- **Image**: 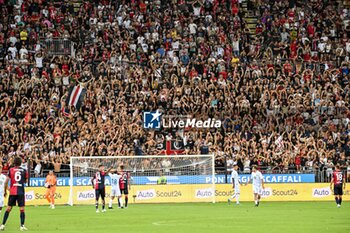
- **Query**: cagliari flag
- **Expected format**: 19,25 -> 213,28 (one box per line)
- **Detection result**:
65,85 -> 86,110
160,140 -> 185,155
275,135 -> 284,150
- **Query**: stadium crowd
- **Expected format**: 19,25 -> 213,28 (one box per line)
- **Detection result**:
0,0 -> 350,177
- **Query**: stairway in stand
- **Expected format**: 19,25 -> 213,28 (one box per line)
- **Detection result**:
52,0 -> 82,13
343,0 -> 350,7
241,1 -> 258,39
72,0 -> 83,13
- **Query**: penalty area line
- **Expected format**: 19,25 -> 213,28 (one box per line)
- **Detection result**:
152,220 -> 179,226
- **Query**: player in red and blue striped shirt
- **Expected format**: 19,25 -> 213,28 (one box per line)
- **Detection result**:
330,165 -> 346,208
91,165 -> 111,213
0,157 -> 28,231
119,165 -> 131,208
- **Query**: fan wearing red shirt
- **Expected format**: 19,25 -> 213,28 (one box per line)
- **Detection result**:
256,21 -> 263,35
303,52 -> 311,62
306,23 -> 315,37
189,67 -> 198,78
139,0 -> 147,13
0,157 -> 28,231
231,4 -> 239,15
1,162 -> 9,175
330,165 -> 346,208
283,61 -> 292,76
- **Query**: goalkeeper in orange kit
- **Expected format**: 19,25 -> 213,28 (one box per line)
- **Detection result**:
45,171 -> 57,209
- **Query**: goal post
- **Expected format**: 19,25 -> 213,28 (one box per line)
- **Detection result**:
68,155 -> 216,205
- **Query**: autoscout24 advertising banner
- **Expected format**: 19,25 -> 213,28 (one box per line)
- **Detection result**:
125,184 -> 350,203
11,184 -> 350,206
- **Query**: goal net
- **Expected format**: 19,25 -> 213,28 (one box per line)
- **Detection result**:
68,155 -> 216,205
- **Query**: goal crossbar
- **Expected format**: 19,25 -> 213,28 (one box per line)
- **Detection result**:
70,155 -> 215,159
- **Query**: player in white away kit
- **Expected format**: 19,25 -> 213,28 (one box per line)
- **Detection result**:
0,166 -> 6,213
228,163 -> 240,205
250,165 -> 264,207
108,169 -> 123,209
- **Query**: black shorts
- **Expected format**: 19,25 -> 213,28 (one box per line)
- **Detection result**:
120,187 -> 129,195
95,188 -> 106,200
8,195 -> 25,207
334,185 -> 343,195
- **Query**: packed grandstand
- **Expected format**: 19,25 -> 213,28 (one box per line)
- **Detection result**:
0,0 -> 349,180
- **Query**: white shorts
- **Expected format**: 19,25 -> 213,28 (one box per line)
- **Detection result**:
234,186 -> 240,194
0,197 -> 4,208
110,188 -> 121,197
253,186 -> 262,195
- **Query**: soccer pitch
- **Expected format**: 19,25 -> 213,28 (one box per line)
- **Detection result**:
1,202 -> 349,233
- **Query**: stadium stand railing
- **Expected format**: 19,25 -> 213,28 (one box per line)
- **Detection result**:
39,37 -> 75,57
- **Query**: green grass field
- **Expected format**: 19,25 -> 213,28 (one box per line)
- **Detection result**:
1,202 -> 349,233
